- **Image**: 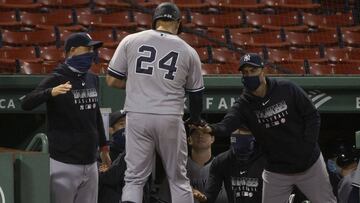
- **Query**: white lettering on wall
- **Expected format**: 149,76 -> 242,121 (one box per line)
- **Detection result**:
218,98 -> 228,109
356,97 -> 360,109
0,99 -> 15,109
206,97 -> 213,109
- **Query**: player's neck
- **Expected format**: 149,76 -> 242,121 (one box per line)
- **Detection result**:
191,149 -> 212,166
156,26 -> 176,35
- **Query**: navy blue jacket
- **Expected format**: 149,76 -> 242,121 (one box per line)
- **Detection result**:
205,148 -> 265,203
21,64 -> 107,164
210,78 -> 321,173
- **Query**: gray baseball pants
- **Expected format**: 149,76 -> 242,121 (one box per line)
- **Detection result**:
262,154 -> 336,203
121,112 -> 193,203
50,158 -> 98,203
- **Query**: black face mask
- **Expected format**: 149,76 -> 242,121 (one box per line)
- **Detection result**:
230,134 -> 255,161
112,128 -> 125,150
242,75 -> 261,91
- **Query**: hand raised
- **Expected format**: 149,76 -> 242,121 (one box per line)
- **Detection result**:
51,81 -> 72,97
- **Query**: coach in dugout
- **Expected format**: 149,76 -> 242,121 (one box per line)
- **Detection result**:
197,53 -> 336,203
21,32 -> 111,203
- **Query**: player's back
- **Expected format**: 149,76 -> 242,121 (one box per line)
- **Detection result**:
110,29 -> 203,115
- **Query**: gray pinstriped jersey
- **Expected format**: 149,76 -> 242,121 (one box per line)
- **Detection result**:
108,29 -> 204,115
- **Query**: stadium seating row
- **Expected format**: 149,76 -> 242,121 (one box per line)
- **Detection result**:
1,9 -> 359,31
0,0 -> 357,12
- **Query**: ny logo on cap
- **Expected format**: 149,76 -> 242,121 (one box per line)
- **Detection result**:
244,54 -> 251,62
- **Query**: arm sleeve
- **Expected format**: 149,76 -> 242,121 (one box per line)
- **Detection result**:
107,36 -> 128,80
21,76 -> 56,111
96,106 -> 107,147
204,158 -> 223,203
188,90 -> 203,122
95,77 -> 107,147
210,102 -> 245,137
293,83 -> 321,143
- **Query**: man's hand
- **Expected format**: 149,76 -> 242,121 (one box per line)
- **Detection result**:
195,124 -> 213,134
100,151 -> 112,168
51,81 -> 72,96
185,117 -> 207,128
193,188 -> 207,202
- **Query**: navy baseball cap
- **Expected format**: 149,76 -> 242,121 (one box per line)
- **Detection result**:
109,110 -> 126,127
239,53 -> 264,70
64,32 -> 103,53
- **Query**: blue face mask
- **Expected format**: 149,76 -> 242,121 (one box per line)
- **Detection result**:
242,75 -> 261,91
112,128 -> 126,151
230,135 -> 255,161
66,52 -> 95,72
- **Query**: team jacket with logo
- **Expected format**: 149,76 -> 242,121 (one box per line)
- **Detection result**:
21,64 -> 107,164
210,77 -> 321,173
205,149 -> 265,203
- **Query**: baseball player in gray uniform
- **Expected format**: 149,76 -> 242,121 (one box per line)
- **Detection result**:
106,2 -> 205,203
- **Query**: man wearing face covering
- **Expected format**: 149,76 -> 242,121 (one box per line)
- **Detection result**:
21,32 -> 111,203
197,53 -> 336,203
194,127 -> 265,203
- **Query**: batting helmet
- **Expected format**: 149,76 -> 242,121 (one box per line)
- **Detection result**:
152,2 -> 182,33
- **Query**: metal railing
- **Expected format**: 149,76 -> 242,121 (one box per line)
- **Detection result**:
25,133 -> 48,153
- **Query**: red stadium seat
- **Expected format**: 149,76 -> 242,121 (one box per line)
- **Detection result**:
20,10 -> 84,31
94,0 -> 131,10
207,0 -> 266,10
266,48 -> 291,63
20,61 -> 46,74
194,47 -> 210,63
342,31 -> 360,47
246,12 -> 306,31
0,47 -> 41,63
347,47 -> 360,61
308,63 -> 334,75
229,32 -> 253,47
228,27 -> 259,35
205,28 -> 227,45
97,47 -> 115,63
77,12 -> 137,30
250,31 -> 289,48
274,61 -> 306,74
308,31 -> 339,46
133,12 -> 152,29
211,47 -> 240,64
39,46 -> 65,63
303,12 -> 355,30
0,11 -> 21,29
0,0 -> 42,11
178,33 -> 213,47
38,0 -> 90,8
324,47 -> 349,63
88,30 -> 117,48
0,58 -> 17,73
115,30 -> 130,42
201,63 -> 221,75
332,62 -> 360,74
285,31 -> 338,47
201,63 -> 238,75
191,12 -> 244,28
263,0 -> 320,10
2,29 -> 57,46
171,0 -> 209,10
290,47 -> 326,63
